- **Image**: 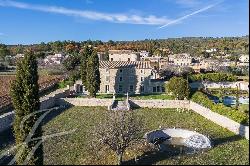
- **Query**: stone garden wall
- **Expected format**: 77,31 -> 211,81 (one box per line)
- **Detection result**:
189,101 -> 249,139
1,95 -> 248,140
129,99 -> 190,109
0,87 -> 70,133
58,98 -> 113,107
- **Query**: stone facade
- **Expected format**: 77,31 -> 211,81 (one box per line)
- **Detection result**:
130,99 -> 190,109
203,81 -> 249,91
239,54 -> 249,63
99,61 -> 166,94
173,53 -> 193,66
109,50 -> 140,61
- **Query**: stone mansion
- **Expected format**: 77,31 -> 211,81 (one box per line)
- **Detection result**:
74,60 -> 166,94
99,61 -> 165,94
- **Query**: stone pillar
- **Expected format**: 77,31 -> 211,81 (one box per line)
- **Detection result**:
74,84 -> 77,92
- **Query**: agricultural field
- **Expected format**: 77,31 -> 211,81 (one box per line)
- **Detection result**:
0,75 -> 65,109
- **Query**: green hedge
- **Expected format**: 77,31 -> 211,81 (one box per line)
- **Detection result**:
57,79 -> 74,89
191,91 -> 248,125
189,73 -> 237,82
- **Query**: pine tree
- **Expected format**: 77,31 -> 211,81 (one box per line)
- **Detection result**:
10,51 -> 43,165
86,50 -> 101,97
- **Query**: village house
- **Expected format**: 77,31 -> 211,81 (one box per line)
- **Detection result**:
159,58 -> 169,69
239,54 -> 249,63
198,58 -> 220,71
205,48 -> 217,53
237,62 -> 249,67
171,53 -> 193,66
190,81 -> 249,91
108,50 -> 140,61
203,81 -> 249,91
15,53 -> 24,58
139,50 -> 149,59
43,53 -> 65,65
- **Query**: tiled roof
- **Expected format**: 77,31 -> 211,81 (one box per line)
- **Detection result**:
99,61 -> 152,69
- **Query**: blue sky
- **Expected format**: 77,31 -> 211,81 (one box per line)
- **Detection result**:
0,0 -> 249,44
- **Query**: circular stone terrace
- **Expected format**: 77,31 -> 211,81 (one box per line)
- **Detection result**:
144,128 -> 212,153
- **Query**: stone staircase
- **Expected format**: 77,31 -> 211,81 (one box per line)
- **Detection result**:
111,100 -> 129,111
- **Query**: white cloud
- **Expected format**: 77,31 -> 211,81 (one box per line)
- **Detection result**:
158,1 -> 223,29
0,0 -> 172,25
175,0 -> 201,8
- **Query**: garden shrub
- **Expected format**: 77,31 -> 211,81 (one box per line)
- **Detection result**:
189,73 -> 237,82
191,91 -> 248,124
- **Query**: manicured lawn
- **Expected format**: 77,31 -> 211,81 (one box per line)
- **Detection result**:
39,106 -> 249,165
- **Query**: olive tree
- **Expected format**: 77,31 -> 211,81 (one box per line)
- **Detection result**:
88,110 -> 145,165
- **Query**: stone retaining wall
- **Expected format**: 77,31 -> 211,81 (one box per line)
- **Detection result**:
58,98 -> 113,107
0,87 -> 70,133
130,99 -> 190,109
1,96 -> 248,140
189,101 -> 249,139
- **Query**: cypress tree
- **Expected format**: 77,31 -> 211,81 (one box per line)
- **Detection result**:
80,47 -> 89,88
80,46 -> 93,89
86,50 -> 101,97
235,85 -> 239,110
104,49 -> 109,61
10,51 -> 43,165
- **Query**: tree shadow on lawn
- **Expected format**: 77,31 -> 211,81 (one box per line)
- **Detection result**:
0,103 -> 74,165
122,146 -> 182,165
212,133 -> 246,147
0,127 -> 15,150
41,103 -> 74,125
122,134 -> 246,165
0,127 -> 16,164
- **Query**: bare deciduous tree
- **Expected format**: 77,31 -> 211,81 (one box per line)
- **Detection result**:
88,110 -> 145,165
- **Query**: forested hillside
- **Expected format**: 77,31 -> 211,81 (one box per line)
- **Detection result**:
1,36 -> 249,59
